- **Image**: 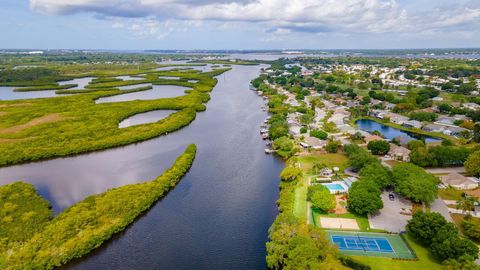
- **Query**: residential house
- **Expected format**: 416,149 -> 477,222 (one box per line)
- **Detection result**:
423,123 -> 446,133
402,120 -> 422,129
441,173 -> 478,190
387,144 -> 411,162
435,116 -> 456,126
390,114 -> 409,125
364,135 -> 385,144
463,103 -> 480,111
304,136 -> 327,150
443,126 -> 470,137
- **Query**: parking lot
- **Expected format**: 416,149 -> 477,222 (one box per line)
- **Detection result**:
369,191 -> 412,233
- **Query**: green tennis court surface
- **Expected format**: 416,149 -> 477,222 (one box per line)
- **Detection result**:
326,230 -> 416,259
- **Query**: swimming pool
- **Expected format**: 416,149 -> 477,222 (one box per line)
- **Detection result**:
322,181 -> 349,193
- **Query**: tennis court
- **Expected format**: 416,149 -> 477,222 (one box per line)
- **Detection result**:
332,235 -> 393,252
326,231 -> 416,259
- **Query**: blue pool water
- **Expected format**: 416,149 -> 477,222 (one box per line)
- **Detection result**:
322,183 -> 346,192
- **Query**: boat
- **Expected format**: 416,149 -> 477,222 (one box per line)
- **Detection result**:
264,148 -> 275,154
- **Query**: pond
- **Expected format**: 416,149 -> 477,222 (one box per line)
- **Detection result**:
118,83 -> 152,91
0,65 -> 283,269
58,77 -> 95,90
356,119 -> 441,143
95,85 -> 189,103
0,86 -> 61,100
118,110 -> 177,128
116,75 -> 145,81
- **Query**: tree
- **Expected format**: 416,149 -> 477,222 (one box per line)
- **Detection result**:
266,222 -> 343,270
474,123 -> 480,143
359,162 -> 392,189
409,147 -> 435,167
465,151 -> 480,177
310,129 -> 328,140
308,185 -> 336,212
367,140 -> 390,155
280,166 -> 302,182
347,180 -> 383,215
462,216 -> 480,242
346,146 -> 379,171
407,140 -> 425,150
456,196 -> 477,213
431,234 -> 479,262
391,163 -> 438,203
312,162 -> 326,174
273,137 -> 297,159
443,255 -> 480,270
406,211 -> 456,245
409,112 -> 438,122
325,140 -> 341,153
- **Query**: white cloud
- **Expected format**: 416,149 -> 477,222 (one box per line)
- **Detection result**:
29,0 -> 480,36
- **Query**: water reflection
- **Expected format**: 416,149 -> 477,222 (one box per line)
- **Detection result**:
58,77 -> 95,90
0,65 -> 284,270
95,85 -> 189,103
119,110 -> 177,128
356,119 -> 441,143
0,86 -> 60,100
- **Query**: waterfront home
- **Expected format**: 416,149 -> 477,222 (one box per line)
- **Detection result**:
364,134 -> 385,144
387,144 -> 411,162
423,123 -> 446,133
370,109 -> 387,119
402,120 -> 422,129
390,114 -> 409,125
441,173 -> 478,190
463,103 -> 480,111
304,136 -> 327,149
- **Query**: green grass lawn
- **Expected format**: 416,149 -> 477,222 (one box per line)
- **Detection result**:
297,153 -> 349,173
438,187 -> 464,200
352,234 -> 442,270
293,182 -> 308,220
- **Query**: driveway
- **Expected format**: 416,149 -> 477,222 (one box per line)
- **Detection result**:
430,198 -> 453,222
369,191 -> 412,233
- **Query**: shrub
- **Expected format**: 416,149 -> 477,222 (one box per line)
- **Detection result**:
310,129 -> 328,140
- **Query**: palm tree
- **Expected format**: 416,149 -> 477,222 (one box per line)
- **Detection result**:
456,196 -> 477,214
312,162 -> 326,175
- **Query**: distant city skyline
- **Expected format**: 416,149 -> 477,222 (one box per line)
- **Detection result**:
1,0 -> 479,50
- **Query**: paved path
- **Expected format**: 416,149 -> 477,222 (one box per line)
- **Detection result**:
426,167 -> 466,174
430,198 -> 453,222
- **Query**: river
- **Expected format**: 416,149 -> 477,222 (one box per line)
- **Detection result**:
0,64 -> 284,269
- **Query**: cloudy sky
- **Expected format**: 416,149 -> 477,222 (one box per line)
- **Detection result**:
1,0 -> 479,50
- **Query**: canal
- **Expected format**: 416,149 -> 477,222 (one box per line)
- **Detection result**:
356,119 -> 441,143
0,64 -> 284,269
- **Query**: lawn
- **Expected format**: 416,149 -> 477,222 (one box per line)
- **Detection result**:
352,234 -> 443,270
438,187 -> 464,200
293,181 -> 308,220
297,153 -> 349,173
